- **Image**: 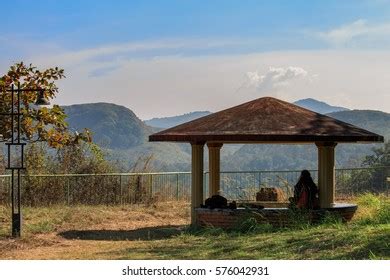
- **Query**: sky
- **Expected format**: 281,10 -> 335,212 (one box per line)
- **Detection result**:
1,0 -> 390,119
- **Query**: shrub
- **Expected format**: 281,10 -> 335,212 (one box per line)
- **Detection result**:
356,193 -> 381,209
376,201 -> 390,224
355,194 -> 390,225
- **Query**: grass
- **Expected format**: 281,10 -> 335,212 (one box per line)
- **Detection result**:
0,194 -> 389,260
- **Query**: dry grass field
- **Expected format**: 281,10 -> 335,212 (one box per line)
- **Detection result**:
0,202 -> 190,259
0,194 -> 389,260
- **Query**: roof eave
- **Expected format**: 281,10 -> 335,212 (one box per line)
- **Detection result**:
149,134 -> 384,143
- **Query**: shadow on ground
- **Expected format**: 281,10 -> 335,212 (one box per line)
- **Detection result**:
58,225 -> 185,241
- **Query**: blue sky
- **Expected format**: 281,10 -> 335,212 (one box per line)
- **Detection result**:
2,0 -> 390,51
1,0 -> 390,118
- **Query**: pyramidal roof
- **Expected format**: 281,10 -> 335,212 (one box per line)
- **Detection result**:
149,97 -> 384,143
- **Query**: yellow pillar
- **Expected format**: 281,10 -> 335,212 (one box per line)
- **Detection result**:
316,142 -> 337,208
191,142 -> 204,225
207,143 -> 223,197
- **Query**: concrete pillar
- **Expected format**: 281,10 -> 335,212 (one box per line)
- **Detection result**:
207,143 -> 223,197
191,142 -> 204,225
316,142 -> 337,208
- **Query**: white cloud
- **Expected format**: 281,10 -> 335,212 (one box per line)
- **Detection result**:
30,38 -> 256,68
2,37 -> 262,83
2,40 -> 390,119
43,50 -> 390,119
317,19 -> 390,47
244,66 -> 308,93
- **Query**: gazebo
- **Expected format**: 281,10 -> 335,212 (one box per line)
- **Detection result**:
149,97 -> 384,226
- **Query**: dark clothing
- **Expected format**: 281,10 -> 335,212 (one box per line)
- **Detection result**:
294,181 -> 318,209
293,171 -> 319,209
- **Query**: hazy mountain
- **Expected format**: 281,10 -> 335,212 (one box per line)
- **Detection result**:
144,98 -> 348,130
62,102 -> 388,172
294,98 -> 349,114
144,111 -> 212,128
328,110 -> 390,139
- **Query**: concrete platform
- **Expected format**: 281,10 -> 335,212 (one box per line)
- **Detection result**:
196,203 -> 358,229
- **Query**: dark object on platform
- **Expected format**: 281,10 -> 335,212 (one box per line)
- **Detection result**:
228,200 -> 237,210
201,195 -> 237,209
256,187 -> 285,202
241,203 -> 265,209
204,195 -> 227,209
202,195 -> 237,209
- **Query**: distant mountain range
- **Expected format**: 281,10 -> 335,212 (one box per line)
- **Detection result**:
145,111 -> 211,128
62,98 -> 388,171
294,98 -> 349,114
143,98 -> 350,129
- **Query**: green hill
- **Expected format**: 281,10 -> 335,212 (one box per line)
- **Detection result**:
63,103 -> 190,171
63,103 -> 152,149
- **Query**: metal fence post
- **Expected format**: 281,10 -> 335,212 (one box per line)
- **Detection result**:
9,175 -> 11,206
176,173 -> 179,200
67,176 -> 70,206
119,175 -> 123,205
149,174 -> 153,199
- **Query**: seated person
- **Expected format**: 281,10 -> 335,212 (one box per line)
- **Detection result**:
289,170 -> 319,209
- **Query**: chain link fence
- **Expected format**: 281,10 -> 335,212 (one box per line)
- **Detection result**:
0,166 -> 389,206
